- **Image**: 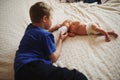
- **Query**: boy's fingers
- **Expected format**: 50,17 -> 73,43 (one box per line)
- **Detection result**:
62,32 -> 68,37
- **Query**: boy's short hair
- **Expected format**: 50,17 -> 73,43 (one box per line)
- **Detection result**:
30,2 -> 52,23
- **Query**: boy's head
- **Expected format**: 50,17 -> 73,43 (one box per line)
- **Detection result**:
30,2 -> 52,29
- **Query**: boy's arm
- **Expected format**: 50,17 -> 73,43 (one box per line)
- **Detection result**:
48,24 -> 62,32
48,20 -> 71,32
49,33 -> 68,63
49,38 -> 62,63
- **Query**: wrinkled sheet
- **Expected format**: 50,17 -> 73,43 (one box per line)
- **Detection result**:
0,0 -> 120,80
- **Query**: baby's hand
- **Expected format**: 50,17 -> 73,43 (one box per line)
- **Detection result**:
68,33 -> 75,37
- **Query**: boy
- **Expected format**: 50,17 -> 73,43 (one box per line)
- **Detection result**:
59,20 -> 118,42
14,2 -> 88,80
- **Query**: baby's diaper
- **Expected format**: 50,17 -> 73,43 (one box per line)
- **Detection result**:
86,22 -> 100,35
58,26 -> 68,34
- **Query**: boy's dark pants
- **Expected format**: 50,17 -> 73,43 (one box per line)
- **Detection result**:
15,61 -> 88,80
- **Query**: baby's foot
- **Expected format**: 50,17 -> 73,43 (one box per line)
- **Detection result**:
105,38 -> 111,42
112,32 -> 118,38
109,31 -> 118,38
105,36 -> 111,42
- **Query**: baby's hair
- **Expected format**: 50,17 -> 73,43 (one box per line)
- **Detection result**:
29,2 -> 52,23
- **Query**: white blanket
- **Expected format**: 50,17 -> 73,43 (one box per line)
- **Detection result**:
0,0 -> 120,80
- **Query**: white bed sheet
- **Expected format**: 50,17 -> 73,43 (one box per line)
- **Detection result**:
0,0 -> 120,80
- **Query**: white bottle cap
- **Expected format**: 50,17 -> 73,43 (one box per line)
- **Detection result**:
58,26 -> 68,34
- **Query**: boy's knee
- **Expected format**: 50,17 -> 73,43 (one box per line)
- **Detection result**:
73,69 -> 88,80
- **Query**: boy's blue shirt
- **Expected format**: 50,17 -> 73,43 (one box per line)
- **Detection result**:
14,23 -> 56,73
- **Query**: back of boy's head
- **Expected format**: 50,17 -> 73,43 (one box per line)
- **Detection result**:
30,2 -> 51,23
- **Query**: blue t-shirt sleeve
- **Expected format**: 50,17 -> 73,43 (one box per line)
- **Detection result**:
42,34 -> 56,55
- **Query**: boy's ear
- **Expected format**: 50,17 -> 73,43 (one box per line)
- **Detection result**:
43,16 -> 47,23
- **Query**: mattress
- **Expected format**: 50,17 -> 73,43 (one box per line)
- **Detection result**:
0,0 -> 120,80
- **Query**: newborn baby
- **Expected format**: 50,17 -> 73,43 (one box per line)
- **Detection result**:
58,20 -> 118,42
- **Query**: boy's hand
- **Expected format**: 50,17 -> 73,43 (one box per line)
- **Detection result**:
49,24 -> 62,32
59,32 -> 68,41
62,20 -> 71,28
53,24 -> 62,30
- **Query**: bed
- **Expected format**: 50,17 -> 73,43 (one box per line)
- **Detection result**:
0,0 -> 120,80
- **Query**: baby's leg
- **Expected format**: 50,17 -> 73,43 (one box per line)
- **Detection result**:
91,23 -> 111,42
107,31 -> 118,38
